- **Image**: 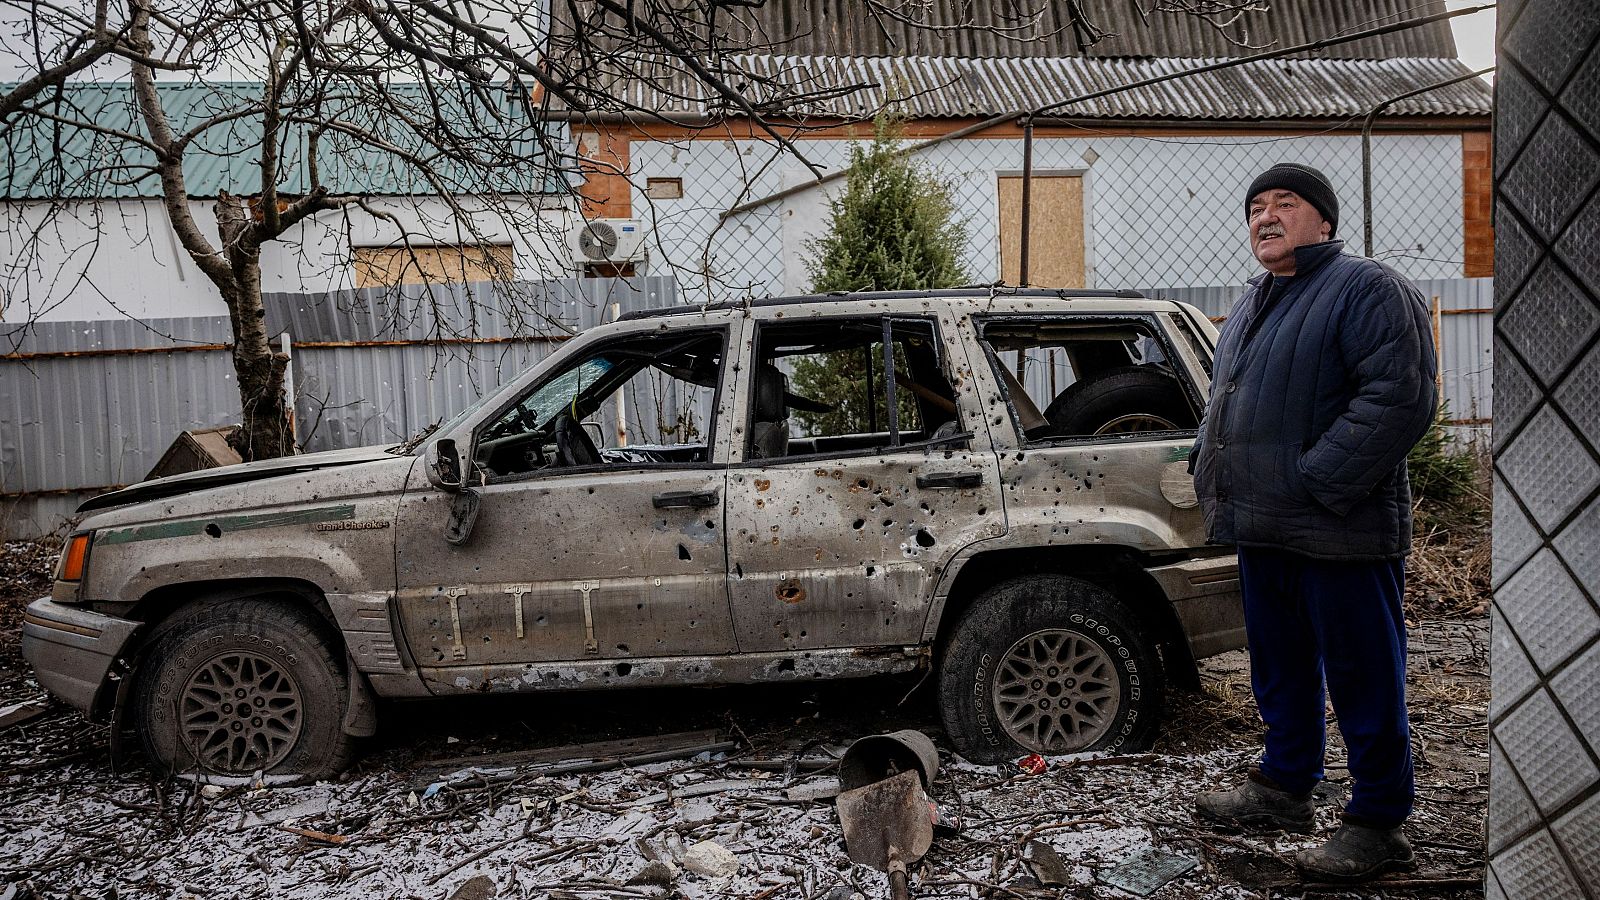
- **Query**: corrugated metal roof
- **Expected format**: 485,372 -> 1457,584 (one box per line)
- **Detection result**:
550,0 -> 1461,62
590,53 -> 1492,121
1,82 -> 566,200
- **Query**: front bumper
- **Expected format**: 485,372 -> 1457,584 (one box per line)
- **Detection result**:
20,598 -> 141,717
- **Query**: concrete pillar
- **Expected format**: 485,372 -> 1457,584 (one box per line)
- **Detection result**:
1487,1 -> 1600,894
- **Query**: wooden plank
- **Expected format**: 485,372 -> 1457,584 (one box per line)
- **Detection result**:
352,244 -> 513,289
0,700 -> 47,729
998,175 -> 1085,288
418,727 -> 725,773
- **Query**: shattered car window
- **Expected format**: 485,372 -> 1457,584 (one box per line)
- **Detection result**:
482,356 -> 615,443
978,316 -> 1199,443
475,330 -> 725,478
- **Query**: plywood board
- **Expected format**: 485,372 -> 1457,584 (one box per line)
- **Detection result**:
353,244 -> 514,288
999,175 -> 1085,288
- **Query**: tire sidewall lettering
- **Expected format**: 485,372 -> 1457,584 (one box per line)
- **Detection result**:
985,611 -> 1143,755
973,651 -> 1001,746
138,609 -> 334,776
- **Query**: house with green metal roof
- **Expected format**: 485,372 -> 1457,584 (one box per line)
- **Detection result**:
1,81 -> 576,322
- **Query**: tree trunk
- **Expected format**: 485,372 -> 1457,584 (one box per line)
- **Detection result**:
128,11 -> 294,463
216,194 -> 293,461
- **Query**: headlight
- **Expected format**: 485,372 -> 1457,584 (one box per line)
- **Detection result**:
57,531 -> 93,583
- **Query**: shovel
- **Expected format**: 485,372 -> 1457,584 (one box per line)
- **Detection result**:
835,768 -> 933,900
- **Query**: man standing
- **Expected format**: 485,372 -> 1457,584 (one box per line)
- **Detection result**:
1190,163 -> 1437,881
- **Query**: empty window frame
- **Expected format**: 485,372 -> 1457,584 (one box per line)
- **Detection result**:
747,317 -> 963,460
976,316 -> 1201,445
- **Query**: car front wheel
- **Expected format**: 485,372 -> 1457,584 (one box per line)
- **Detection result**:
937,575 -> 1163,763
134,599 -> 355,780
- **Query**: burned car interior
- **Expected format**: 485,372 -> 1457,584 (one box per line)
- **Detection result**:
977,317 -> 1200,443
748,318 -> 962,459
475,330 -> 724,478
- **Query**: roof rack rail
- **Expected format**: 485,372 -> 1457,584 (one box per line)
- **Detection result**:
616,287 -> 1152,321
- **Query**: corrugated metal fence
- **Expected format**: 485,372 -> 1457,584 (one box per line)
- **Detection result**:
0,277 -> 678,538
1,275 -> 1492,539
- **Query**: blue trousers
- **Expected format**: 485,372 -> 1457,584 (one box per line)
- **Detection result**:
1238,546 -> 1415,827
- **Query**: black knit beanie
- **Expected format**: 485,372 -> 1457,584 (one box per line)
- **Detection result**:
1244,163 -> 1338,238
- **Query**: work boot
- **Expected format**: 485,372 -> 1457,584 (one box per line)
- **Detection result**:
1294,819 -> 1416,882
1194,770 -> 1315,834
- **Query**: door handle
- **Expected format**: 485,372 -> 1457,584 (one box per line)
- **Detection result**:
916,472 -> 983,490
652,489 -> 720,509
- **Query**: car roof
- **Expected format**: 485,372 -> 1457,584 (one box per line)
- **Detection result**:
616,287 -> 1155,321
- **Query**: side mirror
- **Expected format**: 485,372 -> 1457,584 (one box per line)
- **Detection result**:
427,438 -> 465,492
582,420 -> 606,449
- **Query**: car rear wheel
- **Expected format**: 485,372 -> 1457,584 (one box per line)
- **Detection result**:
135,599 -> 355,780
937,575 -> 1163,763
1043,366 -> 1194,436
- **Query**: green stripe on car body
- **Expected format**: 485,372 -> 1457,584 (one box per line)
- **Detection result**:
97,505 -> 357,545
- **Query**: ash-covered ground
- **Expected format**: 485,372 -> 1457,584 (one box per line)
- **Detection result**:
0,533 -> 1489,899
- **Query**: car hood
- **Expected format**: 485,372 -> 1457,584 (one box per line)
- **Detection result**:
77,445 -> 405,513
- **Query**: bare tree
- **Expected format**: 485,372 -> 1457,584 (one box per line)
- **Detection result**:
2,0 -> 1270,461
1,0 -> 133,120
5,0 -> 894,459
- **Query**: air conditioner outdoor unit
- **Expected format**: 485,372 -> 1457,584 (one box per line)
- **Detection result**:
570,218 -> 646,265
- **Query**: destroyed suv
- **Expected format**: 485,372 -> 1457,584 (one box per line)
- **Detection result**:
24,289 -> 1243,778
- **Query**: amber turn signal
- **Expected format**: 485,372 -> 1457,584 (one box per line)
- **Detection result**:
60,532 -> 91,582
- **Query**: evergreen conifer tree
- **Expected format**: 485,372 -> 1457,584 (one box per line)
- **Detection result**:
791,116 -> 968,434
806,116 -> 969,292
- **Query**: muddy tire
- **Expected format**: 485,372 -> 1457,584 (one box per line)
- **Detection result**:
134,599 -> 355,780
1044,365 -> 1193,435
937,576 -> 1163,764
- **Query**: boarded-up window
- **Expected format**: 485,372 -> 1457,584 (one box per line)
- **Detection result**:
352,244 -> 513,288
646,177 -> 684,200
998,175 -> 1085,288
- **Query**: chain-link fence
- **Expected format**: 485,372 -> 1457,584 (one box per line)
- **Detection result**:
631,123 -> 1479,306
618,103 -> 1492,437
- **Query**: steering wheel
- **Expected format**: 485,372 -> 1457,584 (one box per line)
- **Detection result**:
552,412 -> 601,467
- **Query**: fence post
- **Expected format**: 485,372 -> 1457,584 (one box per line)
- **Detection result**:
1020,116 -> 1034,287
612,301 -> 627,447
280,331 -> 298,449
1431,295 -> 1443,407
1361,66 -> 1495,259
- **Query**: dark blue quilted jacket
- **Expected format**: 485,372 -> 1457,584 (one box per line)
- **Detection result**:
1191,240 -> 1438,560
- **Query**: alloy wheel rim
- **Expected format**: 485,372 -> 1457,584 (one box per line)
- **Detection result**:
992,628 -> 1119,753
1094,413 -> 1179,435
178,650 -> 303,772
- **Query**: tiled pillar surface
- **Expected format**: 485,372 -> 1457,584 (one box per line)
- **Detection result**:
1489,0 -> 1600,895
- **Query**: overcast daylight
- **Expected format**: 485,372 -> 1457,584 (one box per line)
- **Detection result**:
2,2 -> 1598,899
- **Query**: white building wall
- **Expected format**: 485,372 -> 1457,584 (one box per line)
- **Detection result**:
1,196 -> 573,322
629,132 -> 1467,303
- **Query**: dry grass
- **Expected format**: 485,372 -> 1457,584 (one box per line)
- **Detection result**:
1405,461 -> 1492,621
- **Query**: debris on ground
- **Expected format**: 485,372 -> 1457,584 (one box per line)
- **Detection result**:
1100,847 -> 1201,897
0,699 -> 46,729
1406,487 -> 1492,619
0,516 -> 1489,898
